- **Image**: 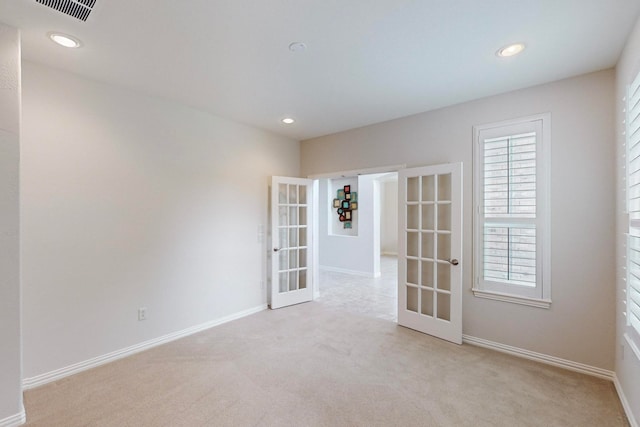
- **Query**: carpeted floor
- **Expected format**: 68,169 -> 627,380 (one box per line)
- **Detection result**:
317,255 -> 398,321
23,299 -> 628,426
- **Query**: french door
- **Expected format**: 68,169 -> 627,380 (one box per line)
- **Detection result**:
270,177 -> 313,309
398,163 -> 463,344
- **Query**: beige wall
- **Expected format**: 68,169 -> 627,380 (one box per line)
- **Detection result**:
0,23 -> 23,424
21,61 -> 300,380
302,69 -> 616,370
615,14 -> 640,425
319,175 -> 380,276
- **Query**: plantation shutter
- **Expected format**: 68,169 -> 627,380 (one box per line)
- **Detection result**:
481,132 -> 537,287
473,114 -> 550,306
627,71 -> 640,336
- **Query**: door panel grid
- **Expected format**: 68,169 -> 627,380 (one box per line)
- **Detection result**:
405,173 -> 452,320
271,177 -> 313,309
277,183 -> 307,292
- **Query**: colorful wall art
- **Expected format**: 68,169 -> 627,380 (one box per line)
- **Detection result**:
334,185 -> 358,229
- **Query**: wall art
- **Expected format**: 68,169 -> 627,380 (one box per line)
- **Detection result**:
333,185 -> 358,229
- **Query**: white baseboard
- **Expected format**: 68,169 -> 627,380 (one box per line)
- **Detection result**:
462,334 -> 614,380
614,374 -> 639,427
22,304 -> 267,390
319,265 -> 381,278
0,406 -> 25,427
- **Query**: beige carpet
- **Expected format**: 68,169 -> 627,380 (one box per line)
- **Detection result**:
23,301 -> 627,427
318,256 -> 398,321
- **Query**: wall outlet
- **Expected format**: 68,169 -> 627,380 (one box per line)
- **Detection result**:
138,307 -> 147,321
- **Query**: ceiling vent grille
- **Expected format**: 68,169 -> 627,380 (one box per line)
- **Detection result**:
35,0 -> 97,22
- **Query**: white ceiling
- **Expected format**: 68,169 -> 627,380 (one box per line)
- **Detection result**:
1,0 -> 639,140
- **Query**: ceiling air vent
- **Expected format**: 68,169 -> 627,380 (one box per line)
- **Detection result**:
35,0 -> 97,22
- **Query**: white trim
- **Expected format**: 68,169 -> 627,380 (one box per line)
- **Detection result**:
22,304 -> 267,390
471,288 -> 551,309
307,164 -> 406,179
614,373 -> 639,427
462,334 -> 614,380
625,332 -> 640,361
319,265 -> 381,278
0,407 -> 25,427
312,179 -> 320,302
381,251 -> 398,256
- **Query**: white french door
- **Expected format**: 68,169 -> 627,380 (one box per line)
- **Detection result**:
270,176 -> 314,309
398,163 -> 463,344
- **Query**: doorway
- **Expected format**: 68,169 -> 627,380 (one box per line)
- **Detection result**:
315,172 -> 399,321
271,162 -> 462,343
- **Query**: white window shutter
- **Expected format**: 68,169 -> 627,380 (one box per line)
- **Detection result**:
626,70 -> 640,338
473,114 -> 551,307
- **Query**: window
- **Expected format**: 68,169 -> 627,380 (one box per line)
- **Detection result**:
625,71 -> 640,356
473,114 -> 551,308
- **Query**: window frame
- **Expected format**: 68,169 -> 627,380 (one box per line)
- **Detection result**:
472,114 -> 552,308
624,72 -> 640,359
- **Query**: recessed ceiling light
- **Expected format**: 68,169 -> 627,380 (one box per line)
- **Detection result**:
288,42 -> 307,53
282,117 -> 295,124
48,32 -> 82,48
496,43 -> 525,58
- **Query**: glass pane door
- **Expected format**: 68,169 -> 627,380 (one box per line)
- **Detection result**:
271,177 -> 313,309
398,164 -> 462,344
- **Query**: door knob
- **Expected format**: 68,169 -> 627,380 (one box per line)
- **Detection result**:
273,248 -> 280,252
449,259 -> 459,266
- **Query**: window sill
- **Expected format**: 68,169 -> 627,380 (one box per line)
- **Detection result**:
472,288 -> 551,309
624,332 -> 640,361
327,233 -> 359,238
